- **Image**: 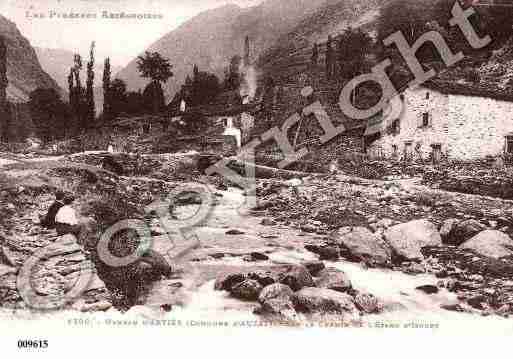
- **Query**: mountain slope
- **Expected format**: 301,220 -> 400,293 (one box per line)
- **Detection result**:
116,0 -> 331,100
35,47 -> 123,92
0,15 -> 61,102
258,0 -> 381,74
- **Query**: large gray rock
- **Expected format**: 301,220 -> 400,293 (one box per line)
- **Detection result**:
257,283 -> 297,319
214,272 -> 246,291
292,287 -> 358,314
259,298 -> 297,319
354,292 -> 382,314
448,219 -> 486,246
302,261 -> 325,276
334,227 -> 392,267
315,268 -> 352,293
258,283 -> 294,303
278,265 -> 315,291
231,279 -> 263,301
384,220 -> 442,262
247,270 -> 278,287
460,230 -> 513,259
304,244 -> 339,260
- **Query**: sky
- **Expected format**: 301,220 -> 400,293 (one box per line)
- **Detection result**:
0,0 -> 262,67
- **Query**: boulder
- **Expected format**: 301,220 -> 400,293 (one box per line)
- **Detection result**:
249,252 -> 269,261
467,295 -> 489,310
258,283 -> 294,303
303,261 -> 325,276
226,229 -> 245,235
259,298 -> 297,320
401,262 -> 426,275
448,220 -> 486,246
261,218 -> 277,226
304,244 -> 339,260
415,285 -> 439,295
278,265 -> 315,291
139,249 -> 173,278
231,279 -> 263,301
257,283 -> 297,319
334,227 -> 392,267
354,292 -> 382,314
440,303 -> 470,313
247,270 -> 278,287
315,268 -> 352,293
439,218 -> 460,244
384,220 -> 442,262
214,272 -> 246,291
460,230 -> 513,259
292,287 -> 358,314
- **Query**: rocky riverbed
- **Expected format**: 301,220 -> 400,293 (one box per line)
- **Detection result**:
2,152 -> 513,329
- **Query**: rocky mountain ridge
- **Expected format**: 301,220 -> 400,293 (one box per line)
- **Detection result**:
116,0 -> 333,100
0,15 -> 61,102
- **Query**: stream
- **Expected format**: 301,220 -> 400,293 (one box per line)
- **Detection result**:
2,154 -> 513,333
133,187 -> 513,332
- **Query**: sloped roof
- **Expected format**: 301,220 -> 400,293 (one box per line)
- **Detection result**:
169,90 -> 262,117
423,79 -> 513,102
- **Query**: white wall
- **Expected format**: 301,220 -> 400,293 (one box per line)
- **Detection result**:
367,87 -> 449,160
367,86 -> 513,161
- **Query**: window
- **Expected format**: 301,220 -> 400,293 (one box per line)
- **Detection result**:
421,112 -> 429,127
506,136 -> 513,154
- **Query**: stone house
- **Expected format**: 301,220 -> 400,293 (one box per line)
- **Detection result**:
168,90 -> 259,150
365,80 -> 513,161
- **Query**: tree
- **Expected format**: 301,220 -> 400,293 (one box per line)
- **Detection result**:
173,67 -> 222,109
378,0 -> 437,43
109,78 -> 127,116
190,65 -> 221,106
378,0 -> 513,55
223,55 -> 242,91
124,91 -> 145,115
29,88 -> 72,142
69,53 -> 86,132
338,28 -> 373,78
85,41 -> 96,126
102,57 -> 111,120
142,81 -> 165,114
136,51 -> 173,113
136,51 -> 173,83
474,1 -> 513,46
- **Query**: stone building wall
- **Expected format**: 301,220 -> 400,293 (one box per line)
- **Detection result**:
445,94 -> 513,159
367,87 -> 449,160
367,86 -> 513,161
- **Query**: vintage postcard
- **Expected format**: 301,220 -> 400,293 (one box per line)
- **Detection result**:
1,0 -> 513,355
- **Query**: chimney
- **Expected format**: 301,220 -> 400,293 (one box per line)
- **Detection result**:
244,36 -> 250,67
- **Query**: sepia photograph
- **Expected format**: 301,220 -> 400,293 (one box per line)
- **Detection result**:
1,0 -> 513,355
